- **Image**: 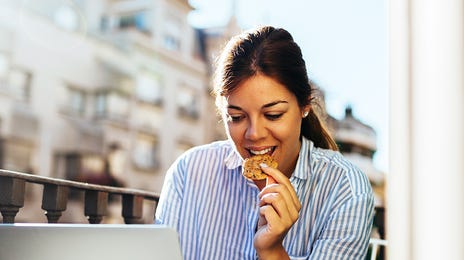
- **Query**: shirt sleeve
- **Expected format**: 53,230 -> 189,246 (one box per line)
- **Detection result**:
154,156 -> 186,228
309,191 -> 375,260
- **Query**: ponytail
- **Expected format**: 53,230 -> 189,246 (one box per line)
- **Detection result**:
301,108 -> 338,151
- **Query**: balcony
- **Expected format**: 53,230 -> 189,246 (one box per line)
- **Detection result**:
0,169 -> 159,224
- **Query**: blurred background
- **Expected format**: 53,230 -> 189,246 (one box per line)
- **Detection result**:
0,0 -> 386,249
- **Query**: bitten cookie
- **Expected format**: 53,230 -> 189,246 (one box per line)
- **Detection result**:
242,154 -> 278,180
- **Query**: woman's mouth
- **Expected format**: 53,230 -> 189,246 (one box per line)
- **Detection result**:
248,147 -> 275,156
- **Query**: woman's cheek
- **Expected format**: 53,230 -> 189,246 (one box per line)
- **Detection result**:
227,124 -> 243,141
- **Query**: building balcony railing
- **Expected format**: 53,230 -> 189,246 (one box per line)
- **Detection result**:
0,169 -> 159,224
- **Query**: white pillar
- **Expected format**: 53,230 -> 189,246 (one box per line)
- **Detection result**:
388,0 -> 464,259
388,0 -> 411,258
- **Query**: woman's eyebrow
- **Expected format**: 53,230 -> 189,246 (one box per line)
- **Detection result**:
226,100 -> 288,111
227,105 -> 242,111
262,100 -> 288,108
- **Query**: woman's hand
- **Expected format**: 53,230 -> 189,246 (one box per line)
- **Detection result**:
254,164 -> 301,259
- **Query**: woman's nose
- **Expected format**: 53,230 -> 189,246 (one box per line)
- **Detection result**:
245,118 -> 266,140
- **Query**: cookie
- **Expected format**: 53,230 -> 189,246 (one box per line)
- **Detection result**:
242,154 -> 278,180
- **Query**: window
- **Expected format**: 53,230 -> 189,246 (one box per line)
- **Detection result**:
163,17 -> 182,51
95,92 -> 107,116
9,69 -> 32,102
68,88 -> 86,116
107,91 -> 130,117
0,53 -> 32,101
118,11 -> 150,32
94,90 -> 130,119
135,72 -> 163,105
100,11 -> 151,33
132,134 -> 159,170
101,0 -> 153,34
177,86 -> 199,119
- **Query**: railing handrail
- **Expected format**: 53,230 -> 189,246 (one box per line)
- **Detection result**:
369,238 -> 388,246
0,169 -> 159,201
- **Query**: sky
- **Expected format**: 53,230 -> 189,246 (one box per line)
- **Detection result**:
188,0 -> 389,173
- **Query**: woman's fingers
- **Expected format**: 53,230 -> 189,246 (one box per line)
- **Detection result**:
260,192 -> 299,224
258,164 -> 301,227
260,165 -> 301,211
258,204 -> 286,235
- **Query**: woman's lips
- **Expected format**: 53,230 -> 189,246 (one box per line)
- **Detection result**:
247,147 -> 275,157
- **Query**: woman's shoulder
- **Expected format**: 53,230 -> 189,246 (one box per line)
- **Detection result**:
311,147 -> 372,195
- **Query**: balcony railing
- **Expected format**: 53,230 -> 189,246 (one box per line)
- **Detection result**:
0,169 -> 159,224
368,238 -> 388,260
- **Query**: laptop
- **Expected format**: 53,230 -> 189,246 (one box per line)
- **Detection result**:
0,223 -> 183,260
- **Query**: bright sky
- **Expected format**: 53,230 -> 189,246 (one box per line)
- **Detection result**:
188,0 -> 389,173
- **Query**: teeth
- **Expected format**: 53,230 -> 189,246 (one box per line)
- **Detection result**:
250,147 -> 272,155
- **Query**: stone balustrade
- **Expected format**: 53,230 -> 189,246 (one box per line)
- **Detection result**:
0,169 -> 159,224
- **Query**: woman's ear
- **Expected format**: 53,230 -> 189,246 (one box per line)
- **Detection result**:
302,105 -> 311,118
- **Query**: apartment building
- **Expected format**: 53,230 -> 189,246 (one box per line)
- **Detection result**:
0,0 -> 221,193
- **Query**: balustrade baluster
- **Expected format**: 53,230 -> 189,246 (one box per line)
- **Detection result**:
84,190 -> 108,224
0,176 -> 25,223
122,194 -> 143,224
41,184 -> 69,223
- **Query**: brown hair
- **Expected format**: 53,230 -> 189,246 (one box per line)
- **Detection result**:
213,26 -> 338,151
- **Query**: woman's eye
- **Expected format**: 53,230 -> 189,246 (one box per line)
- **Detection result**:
227,114 -> 244,122
265,114 -> 283,120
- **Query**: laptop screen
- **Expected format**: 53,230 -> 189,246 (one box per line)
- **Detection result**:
0,223 -> 182,260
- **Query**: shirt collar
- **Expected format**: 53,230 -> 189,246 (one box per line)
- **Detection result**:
224,141 -> 243,170
292,136 -> 313,180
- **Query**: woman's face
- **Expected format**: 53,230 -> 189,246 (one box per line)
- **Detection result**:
223,74 -> 308,177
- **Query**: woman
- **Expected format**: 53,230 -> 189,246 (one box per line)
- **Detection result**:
155,26 -> 374,259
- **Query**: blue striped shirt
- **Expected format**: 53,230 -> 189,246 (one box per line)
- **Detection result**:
155,137 -> 374,259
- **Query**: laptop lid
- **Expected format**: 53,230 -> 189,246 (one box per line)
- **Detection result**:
0,223 -> 182,260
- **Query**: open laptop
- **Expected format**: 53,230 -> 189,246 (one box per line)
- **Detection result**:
0,223 -> 182,260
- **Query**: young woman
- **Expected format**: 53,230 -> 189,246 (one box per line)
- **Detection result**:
155,26 -> 374,260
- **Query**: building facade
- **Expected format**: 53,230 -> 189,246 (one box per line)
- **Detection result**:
0,0 -> 219,193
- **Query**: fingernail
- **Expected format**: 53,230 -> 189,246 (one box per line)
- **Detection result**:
259,163 -> 268,168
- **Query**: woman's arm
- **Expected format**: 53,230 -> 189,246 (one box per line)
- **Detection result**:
154,158 -> 185,228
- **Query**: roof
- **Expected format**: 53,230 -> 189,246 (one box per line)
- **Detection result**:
330,106 -> 377,151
